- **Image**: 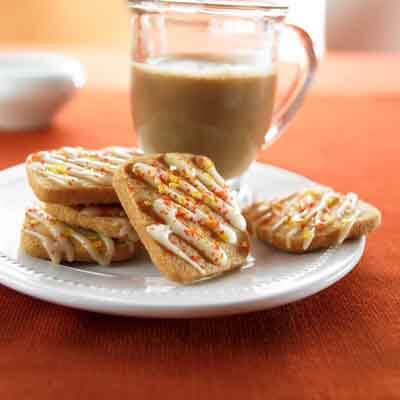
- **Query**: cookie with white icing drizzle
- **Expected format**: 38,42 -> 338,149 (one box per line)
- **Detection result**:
43,203 -> 138,241
20,206 -> 139,266
244,186 -> 381,253
27,146 -> 142,205
113,153 -> 250,284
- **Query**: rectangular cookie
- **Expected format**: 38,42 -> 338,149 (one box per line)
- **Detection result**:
113,153 -> 250,284
21,206 -> 139,265
26,146 -> 141,205
43,203 -> 138,241
244,186 -> 381,253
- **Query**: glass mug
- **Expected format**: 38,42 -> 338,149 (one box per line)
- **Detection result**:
128,0 -> 317,182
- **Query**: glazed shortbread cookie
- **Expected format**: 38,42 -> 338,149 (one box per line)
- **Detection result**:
244,186 -> 381,253
43,203 -> 138,241
113,153 -> 251,284
27,146 -> 141,205
21,206 -> 139,265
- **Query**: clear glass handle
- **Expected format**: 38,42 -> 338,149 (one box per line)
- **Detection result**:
264,24 -> 318,148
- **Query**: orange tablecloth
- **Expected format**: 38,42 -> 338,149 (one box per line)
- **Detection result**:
0,86 -> 399,399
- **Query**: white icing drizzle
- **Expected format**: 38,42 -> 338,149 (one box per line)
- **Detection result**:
133,163 -> 237,245
24,229 -> 62,264
294,189 -> 336,224
271,193 -> 309,233
164,154 -> 244,227
249,187 -> 361,251
152,198 -> 228,267
132,156 -> 247,272
28,146 -> 140,188
164,154 -> 230,201
337,209 -> 360,244
27,208 -> 74,262
192,155 -> 228,189
69,230 -> 115,266
146,225 -> 206,274
23,207 -> 124,265
247,202 -> 274,234
133,162 -> 245,232
45,171 -> 78,187
334,193 -> 361,244
41,153 -> 111,184
104,146 -> 141,160
193,208 -> 237,245
302,228 -> 315,251
276,189 -> 337,250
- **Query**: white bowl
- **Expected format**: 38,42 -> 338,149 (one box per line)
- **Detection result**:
0,52 -> 85,131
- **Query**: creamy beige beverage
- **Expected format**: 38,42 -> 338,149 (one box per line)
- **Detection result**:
131,54 -> 277,179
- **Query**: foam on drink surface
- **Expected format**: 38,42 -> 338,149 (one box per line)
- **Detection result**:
134,55 -> 275,79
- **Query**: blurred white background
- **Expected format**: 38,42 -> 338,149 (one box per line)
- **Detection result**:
290,0 -> 400,56
327,0 -> 400,52
1,0 -> 399,53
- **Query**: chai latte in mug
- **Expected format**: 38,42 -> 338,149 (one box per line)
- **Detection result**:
132,54 -> 277,178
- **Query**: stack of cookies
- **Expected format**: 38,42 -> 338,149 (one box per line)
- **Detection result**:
21,146 -> 142,266
20,148 -> 252,283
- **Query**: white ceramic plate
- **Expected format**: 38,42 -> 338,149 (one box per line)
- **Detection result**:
0,162 -> 365,318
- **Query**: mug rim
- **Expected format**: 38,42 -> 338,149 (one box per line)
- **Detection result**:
128,0 -> 289,18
